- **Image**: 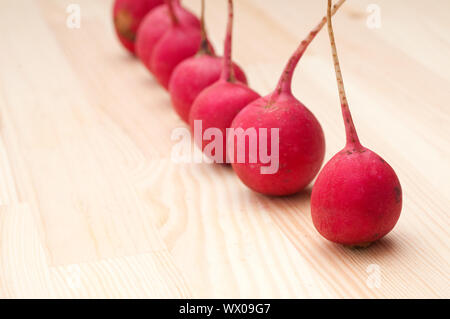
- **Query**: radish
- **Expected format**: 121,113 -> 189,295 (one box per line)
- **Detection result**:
228,0 -> 346,196
188,0 -> 260,163
136,0 -> 200,73
113,0 -> 164,54
150,0 -> 207,89
310,0 -> 402,247
169,0 -> 247,123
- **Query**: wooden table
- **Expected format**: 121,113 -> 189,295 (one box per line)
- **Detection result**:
0,0 -> 448,298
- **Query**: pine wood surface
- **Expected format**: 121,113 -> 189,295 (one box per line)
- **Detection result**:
0,0 -> 448,298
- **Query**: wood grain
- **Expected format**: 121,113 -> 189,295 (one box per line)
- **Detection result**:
0,0 -> 448,298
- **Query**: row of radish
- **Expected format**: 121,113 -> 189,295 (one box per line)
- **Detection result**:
113,0 -> 402,248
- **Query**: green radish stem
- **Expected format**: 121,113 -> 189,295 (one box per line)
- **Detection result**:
199,0 -> 214,55
270,0 -> 346,103
327,0 -> 361,149
221,0 -> 236,82
166,0 -> 179,25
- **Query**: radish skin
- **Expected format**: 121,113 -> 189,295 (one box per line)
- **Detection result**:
310,0 -> 402,247
188,0 -> 260,163
169,0 -> 246,122
150,0 -> 205,89
136,0 -> 200,72
113,0 -> 164,54
228,0 -> 347,196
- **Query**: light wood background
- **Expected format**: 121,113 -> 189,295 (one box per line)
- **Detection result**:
0,0 -> 448,298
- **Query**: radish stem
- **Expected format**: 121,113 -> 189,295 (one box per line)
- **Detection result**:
199,0 -> 213,55
221,0 -> 235,82
166,0 -> 179,25
327,0 -> 361,148
271,0 -> 346,102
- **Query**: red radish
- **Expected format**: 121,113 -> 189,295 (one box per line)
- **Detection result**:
228,1 -> 346,196
310,0 -> 402,247
150,0 -> 207,89
188,0 -> 260,163
136,0 -> 200,72
169,0 -> 247,123
113,0 -> 164,54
